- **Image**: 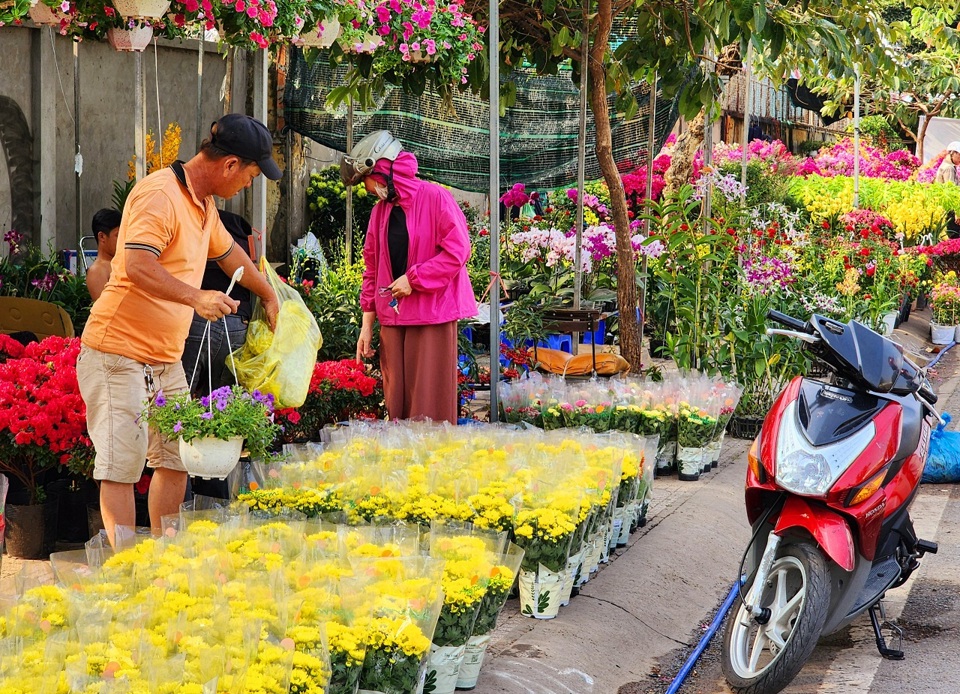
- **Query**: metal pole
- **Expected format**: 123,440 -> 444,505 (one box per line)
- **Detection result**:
574,8 -> 588,317
703,47 -> 714,226
488,0 -> 501,422
135,51 -> 146,181
285,128 -> 293,264
196,37 -> 204,151
345,99 -> 355,264
740,44 -> 752,199
73,40 -> 82,246
853,70 -> 861,208
252,48 -> 268,255
638,74 -> 657,354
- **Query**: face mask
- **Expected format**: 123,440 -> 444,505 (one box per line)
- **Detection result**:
373,182 -> 390,201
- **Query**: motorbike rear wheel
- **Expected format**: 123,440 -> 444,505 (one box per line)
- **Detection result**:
722,542 -> 831,694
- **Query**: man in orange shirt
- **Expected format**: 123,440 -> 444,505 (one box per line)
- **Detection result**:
77,114 -> 282,545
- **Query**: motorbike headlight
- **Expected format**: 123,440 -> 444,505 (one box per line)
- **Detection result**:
775,401 -> 876,497
777,449 -> 833,495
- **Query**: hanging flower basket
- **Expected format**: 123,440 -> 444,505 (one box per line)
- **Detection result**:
299,16 -> 340,48
110,0 -> 169,18
28,0 -> 67,26
178,436 -> 243,480
107,25 -> 154,51
408,48 -> 438,64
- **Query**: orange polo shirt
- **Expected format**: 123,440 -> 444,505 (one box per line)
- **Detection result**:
82,167 -> 234,365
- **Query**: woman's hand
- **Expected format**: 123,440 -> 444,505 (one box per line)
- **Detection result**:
357,312 -> 377,361
389,274 -> 413,298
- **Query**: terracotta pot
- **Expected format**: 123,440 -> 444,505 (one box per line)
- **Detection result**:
110,0 -> 169,18
107,25 -> 154,51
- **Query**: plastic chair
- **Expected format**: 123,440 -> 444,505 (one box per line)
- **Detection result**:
0,297 -> 75,339
581,319 -> 605,345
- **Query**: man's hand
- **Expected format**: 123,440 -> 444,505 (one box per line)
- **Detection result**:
389,274 -> 413,298
261,294 -> 280,332
356,326 -> 376,361
195,290 -> 240,322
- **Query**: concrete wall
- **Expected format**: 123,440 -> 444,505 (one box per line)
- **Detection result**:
0,26 -> 228,253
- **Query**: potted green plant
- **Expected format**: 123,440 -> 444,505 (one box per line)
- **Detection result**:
141,385 -> 281,479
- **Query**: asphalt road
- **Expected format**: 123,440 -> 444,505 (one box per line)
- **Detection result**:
650,484 -> 960,694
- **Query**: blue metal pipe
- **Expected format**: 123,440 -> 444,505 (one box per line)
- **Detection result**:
665,578 -> 743,694
927,341 -> 957,369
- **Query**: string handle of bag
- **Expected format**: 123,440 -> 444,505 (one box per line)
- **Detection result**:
188,266 -> 244,406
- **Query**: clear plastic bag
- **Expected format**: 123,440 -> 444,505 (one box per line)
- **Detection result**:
229,257 -> 323,408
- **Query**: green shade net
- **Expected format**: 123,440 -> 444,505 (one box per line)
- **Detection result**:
283,48 -> 681,192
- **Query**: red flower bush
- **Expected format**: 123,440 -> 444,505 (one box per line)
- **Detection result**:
0,336 -> 93,503
276,360 -> 383,442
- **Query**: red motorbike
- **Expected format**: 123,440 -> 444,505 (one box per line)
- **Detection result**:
721,310 -> 940,694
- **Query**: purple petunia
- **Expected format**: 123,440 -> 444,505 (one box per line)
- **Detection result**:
154,390 -> 167,407
173,421 -> 182,433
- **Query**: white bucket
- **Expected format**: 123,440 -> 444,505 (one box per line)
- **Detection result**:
931,323 -> 954,345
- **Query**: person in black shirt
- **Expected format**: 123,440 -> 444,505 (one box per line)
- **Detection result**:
181,209 -> 254,393
180,209 -> 254,500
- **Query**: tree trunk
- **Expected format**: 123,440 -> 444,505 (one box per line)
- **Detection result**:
916,116 -> 929,161
663,109 -> 706,198
587,0 -> 642,372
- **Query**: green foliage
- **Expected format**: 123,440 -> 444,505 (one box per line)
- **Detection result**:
849,116 -> 903,153
502,293 -> 557,349
644,185 -> 739,374
717,159 -> 791,210
111,179 -> 135,214
293,258 -> 367,362
141,385 -> 281,460
306,166 -> 377,261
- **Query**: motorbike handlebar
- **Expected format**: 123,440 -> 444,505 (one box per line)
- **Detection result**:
918,382 -> 938,405
766,310 -> 813,334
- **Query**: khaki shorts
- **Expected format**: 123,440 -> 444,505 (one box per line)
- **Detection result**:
77,345 -> 189,484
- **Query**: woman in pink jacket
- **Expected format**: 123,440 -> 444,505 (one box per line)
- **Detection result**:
341,131 -> 478,423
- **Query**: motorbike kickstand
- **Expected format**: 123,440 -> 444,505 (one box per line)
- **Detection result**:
869,602 -> 904,660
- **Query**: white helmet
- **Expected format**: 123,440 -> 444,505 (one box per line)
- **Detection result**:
340,130 -> 403,185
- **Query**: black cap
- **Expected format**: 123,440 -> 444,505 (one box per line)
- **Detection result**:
210,114 -> 283,180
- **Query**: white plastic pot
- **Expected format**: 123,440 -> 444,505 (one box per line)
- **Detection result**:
518,566 -> 563,619
455,634 -> 491,690
931,322 -> 955,346
418,643 -> 466,694
178,436 -> 243,480
299,16 -> 340,48
107,26 -> 154,51
111,0 -> 170,18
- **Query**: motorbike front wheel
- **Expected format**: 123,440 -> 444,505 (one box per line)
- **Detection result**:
722,542 -> 831,694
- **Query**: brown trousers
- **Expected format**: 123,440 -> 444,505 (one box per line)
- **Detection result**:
379,321 -> 458,423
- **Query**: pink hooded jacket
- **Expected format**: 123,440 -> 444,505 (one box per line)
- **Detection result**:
360,151 -> 478,326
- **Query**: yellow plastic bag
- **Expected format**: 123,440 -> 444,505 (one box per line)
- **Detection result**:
229,258 -> 322,408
